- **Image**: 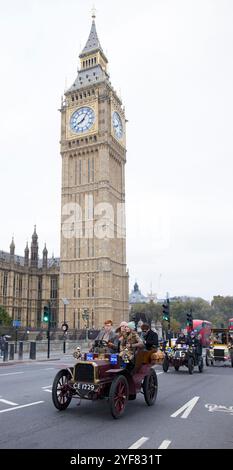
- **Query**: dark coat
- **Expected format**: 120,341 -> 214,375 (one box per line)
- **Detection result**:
176,335 -> 187,345
187,336 -> 202,355
143,329 -> 158,350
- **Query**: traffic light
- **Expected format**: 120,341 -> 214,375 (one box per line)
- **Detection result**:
62,322 -> 69,332
187,310 -> 193,327
162,301 -> 170,322
43,305 -> 50,322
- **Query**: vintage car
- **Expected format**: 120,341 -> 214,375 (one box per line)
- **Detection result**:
163,343 -> 204,374
206,328 -> 233,367
52,341 -> 158,419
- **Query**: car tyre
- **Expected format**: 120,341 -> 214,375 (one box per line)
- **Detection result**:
52,369 -> 73,410
163,356 -> 169,372
198,357 -> 204,373
109,375 -> 129,419
188,357 -> 194,374
143,369 -> 158,406
205,355 -> 210,366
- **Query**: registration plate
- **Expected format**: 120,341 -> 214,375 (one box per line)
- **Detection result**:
76,383 -> 95,392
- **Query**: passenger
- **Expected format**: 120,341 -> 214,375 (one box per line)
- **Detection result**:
222,333 -> 227,345
176,331 -> 187,345
117,321 -> 143,363
141,323 -> 158,351
90,319 -> 118,353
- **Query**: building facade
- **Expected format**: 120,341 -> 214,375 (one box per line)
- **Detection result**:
0,15 -> 128,330
0,228 -> 59,328
59,14 -> 129,329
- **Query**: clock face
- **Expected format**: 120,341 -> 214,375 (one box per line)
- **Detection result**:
70,107 -> 95,134
112,111 -> 123,139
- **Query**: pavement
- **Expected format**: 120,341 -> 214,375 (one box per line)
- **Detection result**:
0,344 -> 89,366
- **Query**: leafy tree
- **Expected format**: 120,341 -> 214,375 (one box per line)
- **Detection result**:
170,297 -> 212,326
210,296 -> 233,327
0,305 -> 11,327
130,296 -> 233,332
130,302 -> 162,325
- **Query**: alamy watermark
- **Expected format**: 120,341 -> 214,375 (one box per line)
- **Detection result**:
61,195 -> 126,239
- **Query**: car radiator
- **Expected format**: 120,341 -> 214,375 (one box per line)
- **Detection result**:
214,349 -> 224,358
74,363 -> 95,382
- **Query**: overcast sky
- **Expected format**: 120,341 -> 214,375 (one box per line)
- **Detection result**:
0,0 -> 233,301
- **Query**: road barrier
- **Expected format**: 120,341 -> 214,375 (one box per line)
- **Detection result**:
9,343 -> 14,360
18,341 -> 23,360
29,341 -> 36,360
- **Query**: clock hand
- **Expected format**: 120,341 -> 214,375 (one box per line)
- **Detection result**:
76,114 -> 86,125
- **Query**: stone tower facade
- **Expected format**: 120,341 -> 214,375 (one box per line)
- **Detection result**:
0,228 -> 59,328
59,14 -> 129,329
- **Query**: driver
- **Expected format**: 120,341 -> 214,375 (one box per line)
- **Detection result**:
90,319 -> 118,353
176,331 -> 187,345
187,330 -> 202,362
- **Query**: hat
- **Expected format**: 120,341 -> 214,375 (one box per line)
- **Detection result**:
119,321 -> 128,327
127,321 -> 135,330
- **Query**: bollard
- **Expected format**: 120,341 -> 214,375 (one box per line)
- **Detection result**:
9,343 -> 14,360
29,341 -> 36,360
18,341 -> 23,360
3,341 -> 8,362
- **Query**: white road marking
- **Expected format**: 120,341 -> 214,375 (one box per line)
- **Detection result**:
0,398 -> 18,406
158,440 -> 171,449
0,401 -> 44,413
128,437 -> 149,449
42,385 -> 52,393
0,372 -> 24,377
171,396 -> 200,419
205,404 -> 233,415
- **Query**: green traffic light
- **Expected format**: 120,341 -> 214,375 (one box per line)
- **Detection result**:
43,306 -> 49,322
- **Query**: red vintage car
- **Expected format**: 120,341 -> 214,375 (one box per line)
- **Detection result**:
52,342 -> 158,419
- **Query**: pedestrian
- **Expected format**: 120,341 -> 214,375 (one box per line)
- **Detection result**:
0,335 -> 6,356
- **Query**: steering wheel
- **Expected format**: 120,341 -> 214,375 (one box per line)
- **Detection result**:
94,340 -> 108,348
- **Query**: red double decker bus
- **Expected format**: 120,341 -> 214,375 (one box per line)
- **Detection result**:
187,319 -> 212,347
228,318 -> 233,331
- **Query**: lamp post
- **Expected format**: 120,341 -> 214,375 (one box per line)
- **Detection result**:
61,298 -> 69,353
82,308 -> 89,345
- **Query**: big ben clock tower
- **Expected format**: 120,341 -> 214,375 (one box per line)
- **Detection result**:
59,13 -> 129,329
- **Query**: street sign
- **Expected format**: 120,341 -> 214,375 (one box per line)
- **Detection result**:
12,320 -> 21,327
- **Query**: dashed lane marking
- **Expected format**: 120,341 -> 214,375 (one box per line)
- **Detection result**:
158,440 -> 171,449
0,372 -> 24,377
0,401 -> 44,413
128,437 -> 149,449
